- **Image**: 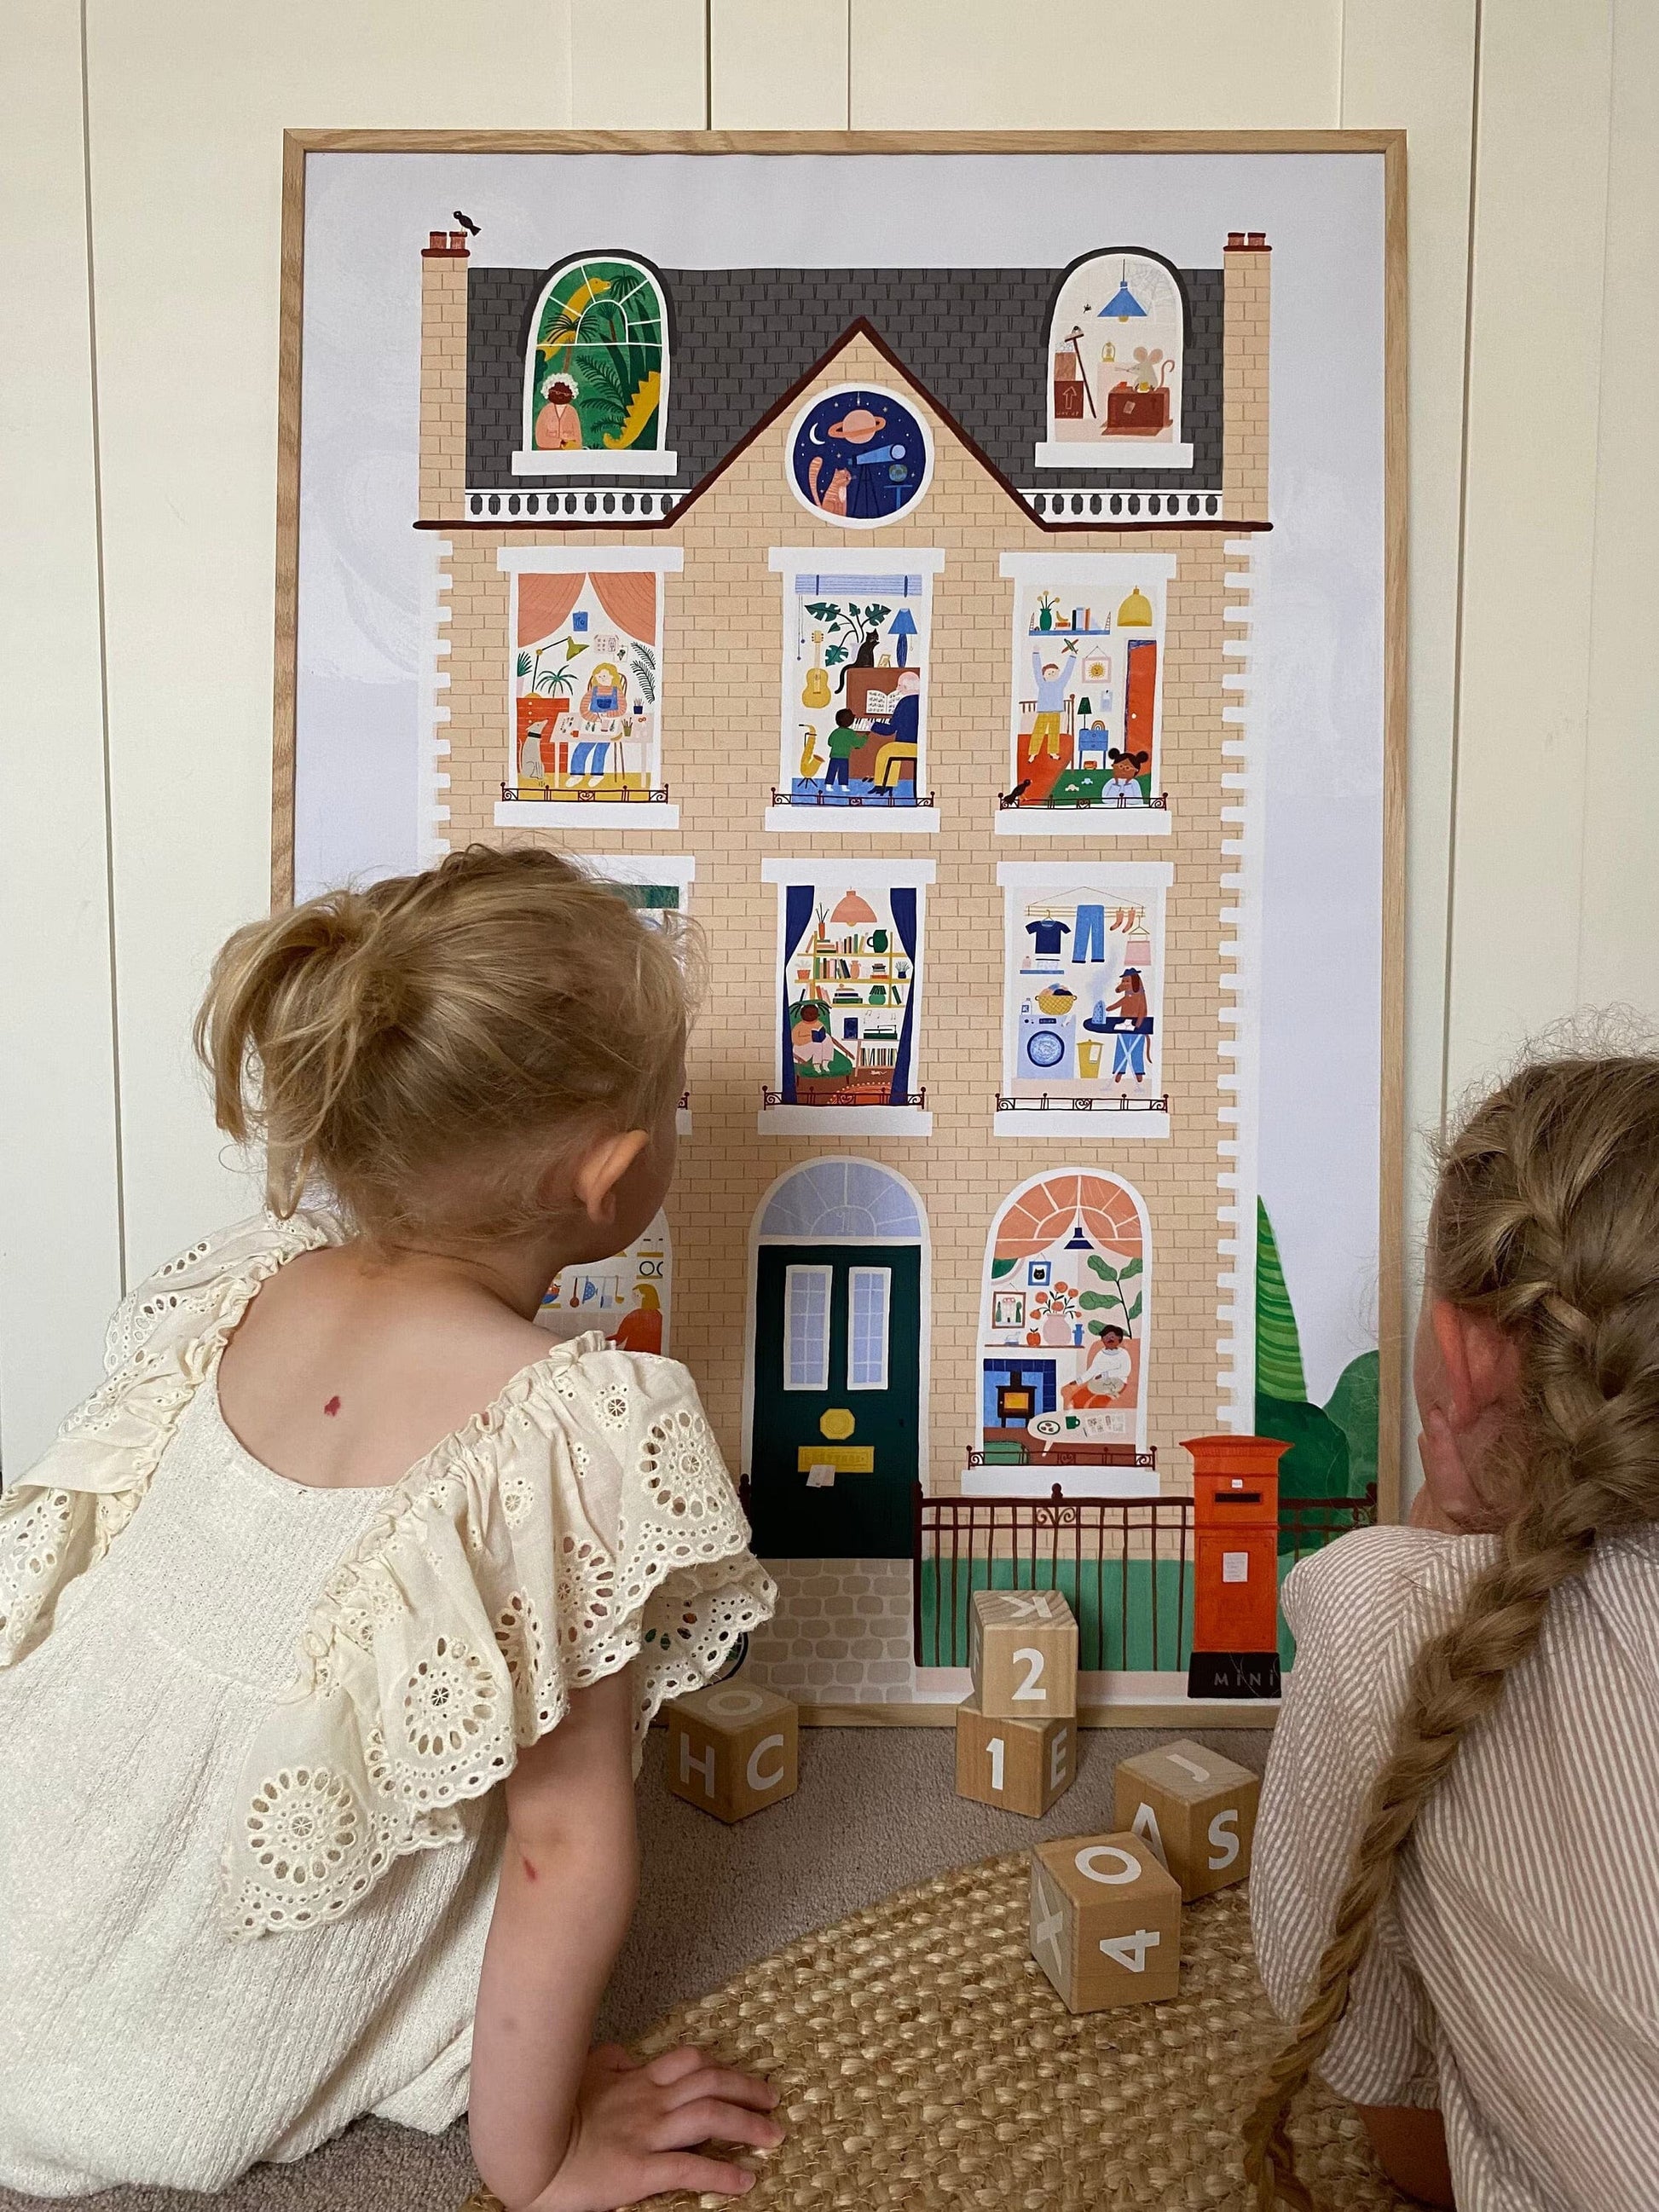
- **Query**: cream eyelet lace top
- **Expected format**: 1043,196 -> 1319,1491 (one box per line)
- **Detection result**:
0,1212 -> 776,2197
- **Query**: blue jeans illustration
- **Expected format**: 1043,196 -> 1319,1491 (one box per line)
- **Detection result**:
570,739 -> 610,777
1113,1027 -> 1148,1077
1073,904 -> 1107,962
826,755 -> 852,787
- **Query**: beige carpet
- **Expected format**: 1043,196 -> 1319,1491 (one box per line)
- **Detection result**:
2,1725 -> 1270,2212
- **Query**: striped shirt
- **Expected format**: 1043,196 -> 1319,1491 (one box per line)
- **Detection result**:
1252,1523 -> 1659,2212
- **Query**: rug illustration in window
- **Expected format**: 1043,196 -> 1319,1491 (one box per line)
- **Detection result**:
760,858 -> 934,1135
974,1170 -> 1152,1494
535,1209 -> 672,1353
766,548 -> 943,829
571,854 -> 695,1129
1037,249 -> 1192,469
786,384 -> 934,528
745,1158 -> 927,1558
997,553 -> 1175,830
513,251 -> 677,476
497,547 -> 681,828
996,861 -> 1172,1136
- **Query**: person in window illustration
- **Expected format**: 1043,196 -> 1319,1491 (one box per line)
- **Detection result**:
790,1000 -> 845,1074
1027,643 -> 1078,762
855,667 -> 922,794
1107,747 -> 1151,805
824,709 -> 861,790
1106,967 -> 1152,1089
1059,1324 -> 1134,1416
533,373 -> 584,452
570,660 -> 625,785
611,1282 -> 662,1356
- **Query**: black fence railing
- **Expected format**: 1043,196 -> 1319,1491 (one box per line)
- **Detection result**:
998,788 -> 1171,813
770,788 -> 938,810
996,1093 -> 1170,1116
913,1483 -> 1378,1672
761,1087 -> 927,1112
500,783 -> 670,805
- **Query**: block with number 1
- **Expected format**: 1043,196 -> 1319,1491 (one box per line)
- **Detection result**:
1029,1831 -> 1182,2013
955,1695 -> 1075,1816
969,1588 -> 1078,1721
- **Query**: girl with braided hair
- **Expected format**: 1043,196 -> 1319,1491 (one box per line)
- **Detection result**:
1248,1050 -> 1659,2211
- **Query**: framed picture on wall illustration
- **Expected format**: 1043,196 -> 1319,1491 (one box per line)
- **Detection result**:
274,129 -> 1403,1722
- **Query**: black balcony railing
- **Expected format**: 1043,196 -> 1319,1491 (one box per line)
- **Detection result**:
761,1086 -> 927,1112
770,788 -> 938,810
998,788 -> 1171,812
500,783 -> 670,805
996,1093 -> 1170,1115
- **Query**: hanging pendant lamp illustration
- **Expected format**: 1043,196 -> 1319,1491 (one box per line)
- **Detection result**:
1064,1209 -> 1094,1251
1100,263 -> 1147,322
1117,583 -> 1153,627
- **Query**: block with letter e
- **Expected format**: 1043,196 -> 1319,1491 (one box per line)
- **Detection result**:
664,1683 -> 798,1824
955,1695 -> 1076,1816
1113,1736 -> 1259,1899
1029,1831 -> 1182,2012
969,1587 -> 1078,1722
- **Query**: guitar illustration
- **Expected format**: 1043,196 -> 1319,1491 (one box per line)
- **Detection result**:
801,630 -> 831,710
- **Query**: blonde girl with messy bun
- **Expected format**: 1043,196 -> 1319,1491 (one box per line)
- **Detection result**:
1249,1051 -> 1659,2210
0,846 -> 783,2207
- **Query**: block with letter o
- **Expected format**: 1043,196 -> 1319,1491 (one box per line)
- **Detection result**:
1112,1737 -> 1259,1900
1029,1830 -> 1182,2012
664,1683 -> 799,1824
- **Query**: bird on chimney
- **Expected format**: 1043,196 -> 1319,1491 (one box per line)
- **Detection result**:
453,210 -> 481,236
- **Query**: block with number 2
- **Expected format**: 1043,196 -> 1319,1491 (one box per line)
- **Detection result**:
1113,1737 -> 1258,1900
1029,1831 -> 1182,2012
955,1695 -> 1076,1816
969,1588 -> 1078,1722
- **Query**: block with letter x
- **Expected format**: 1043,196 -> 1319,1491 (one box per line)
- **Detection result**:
664,1683 -> 798,1824
1029,1830 -> 1182,2012
1113,1736 -> 1259,1900
969,1587 -> 1078,1722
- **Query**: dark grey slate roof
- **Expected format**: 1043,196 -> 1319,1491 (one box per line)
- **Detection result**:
465,265 -> 1223,500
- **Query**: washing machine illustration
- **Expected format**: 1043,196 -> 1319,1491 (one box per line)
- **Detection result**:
1019,997 -> 1077,1079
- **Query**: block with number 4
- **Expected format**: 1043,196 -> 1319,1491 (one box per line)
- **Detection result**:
664,1683 -> 798,1824
1113,1737 -> 1259,1900
969,1588 -> 1078,1722
1029,1831 -> 1182,2012
955,1695 -> 1076,1816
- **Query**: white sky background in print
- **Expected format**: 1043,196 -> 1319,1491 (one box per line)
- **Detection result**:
294,150 -> 1385,1401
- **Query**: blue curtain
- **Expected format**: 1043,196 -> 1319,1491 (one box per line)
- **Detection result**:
780,883 -> 816,1104
890,887 -> 918,1105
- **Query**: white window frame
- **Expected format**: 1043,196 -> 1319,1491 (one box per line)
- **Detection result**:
783,1265 -> 834,1392
846,1266 -> 893,1391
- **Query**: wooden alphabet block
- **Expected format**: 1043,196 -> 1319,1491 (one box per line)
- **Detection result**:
664,1683 -> 798,1824
955,1695 -> 1076,1816
1113,1737 -> 1259,1900
1029,1831 -> 1182,2012
969,1588 -> 1078,1722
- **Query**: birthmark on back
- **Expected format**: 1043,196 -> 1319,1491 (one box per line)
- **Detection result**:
323,1395 -> 342,1418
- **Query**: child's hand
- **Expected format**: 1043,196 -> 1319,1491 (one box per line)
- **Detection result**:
534,2042 -> 783,2210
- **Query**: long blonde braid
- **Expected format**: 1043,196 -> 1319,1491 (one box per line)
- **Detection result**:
1243,1052 -> 1659,2208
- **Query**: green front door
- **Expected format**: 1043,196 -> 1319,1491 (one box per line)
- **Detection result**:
749,1242 -> 921,1557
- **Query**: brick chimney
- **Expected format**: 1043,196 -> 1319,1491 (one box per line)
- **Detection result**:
419,228 -> 471,517
1222,234 -> 1271,519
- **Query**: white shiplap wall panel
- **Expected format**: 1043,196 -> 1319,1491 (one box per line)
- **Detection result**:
1339,0 -> 1479,1489
1576,0 -> 1659,1018
849,0 -> 1342,129
1445,0 -> 1615,1096
712,0 -> 851,129
0,0 -> 124,1469
82,0 -> 582,1285
570,2 -> 709,126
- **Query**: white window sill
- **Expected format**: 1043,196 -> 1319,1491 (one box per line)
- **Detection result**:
995,806 -> 1171,837
494,800 -> 680,829
764,804 -> 939,834
758,1105 -> 933,1136
1032,441 -> 1194,470
511,448 -> 679,476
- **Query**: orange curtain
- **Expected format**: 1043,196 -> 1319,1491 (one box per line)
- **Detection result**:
517,569 -> 586,649
588,569 -> 659,644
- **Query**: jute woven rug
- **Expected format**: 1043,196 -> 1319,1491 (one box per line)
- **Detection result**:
465,1851 -> 1408,2210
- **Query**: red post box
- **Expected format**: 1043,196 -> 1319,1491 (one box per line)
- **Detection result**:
1183,1435 -> 1289,1699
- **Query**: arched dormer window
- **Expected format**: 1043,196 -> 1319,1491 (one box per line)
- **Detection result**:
1037,248 -> 1192,471
512,251 -> 677,477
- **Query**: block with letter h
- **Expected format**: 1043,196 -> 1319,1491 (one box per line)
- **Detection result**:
1113,1737 -> 1258,1900
968,1587 -> 1078,1723
664,1683 -> 798,1824
1029,1830 -> 1182,2012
